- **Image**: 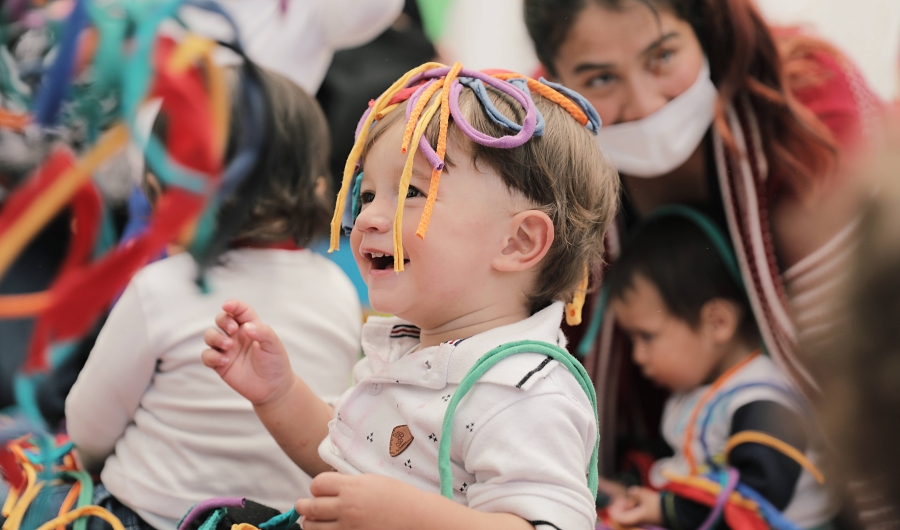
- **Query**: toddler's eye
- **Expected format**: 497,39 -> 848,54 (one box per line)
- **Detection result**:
638,332 -> 655,343
406,186 -> 425,199
360,191 -> 375,204
587,72 -> 617,89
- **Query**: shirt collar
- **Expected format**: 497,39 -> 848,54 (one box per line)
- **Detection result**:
359,302 -> 567,388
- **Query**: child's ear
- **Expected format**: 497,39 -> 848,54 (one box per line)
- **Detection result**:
700,299 -> 740,344
492,210 -> 554,272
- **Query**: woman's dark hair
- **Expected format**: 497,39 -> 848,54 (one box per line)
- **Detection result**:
524,0 -> 837,197
607,216 -> 759,346
148,65 -> 332,258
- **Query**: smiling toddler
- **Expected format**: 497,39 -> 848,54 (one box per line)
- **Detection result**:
202,63 -> 619,530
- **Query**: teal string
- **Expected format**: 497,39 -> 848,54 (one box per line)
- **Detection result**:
438,340 -> 599,499
576,286 -> 608,357
259,507 -> 300,530
197,508 -> 227,530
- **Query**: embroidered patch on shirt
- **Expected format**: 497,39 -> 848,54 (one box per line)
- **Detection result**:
390,425 -> 414,457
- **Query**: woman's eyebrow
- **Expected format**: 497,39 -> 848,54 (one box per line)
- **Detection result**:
572,32 -> 679,74
639,31 -> 680,58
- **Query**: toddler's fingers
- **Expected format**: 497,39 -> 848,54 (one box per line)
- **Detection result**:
308,472 -> 346,498
201,348 -> 228,369
295,497 -> 340,522
222,299 -> 261,325
243,321 -> 280,352
296,518 -> 338,530
214,311 -> 238,335
204,328 -> 233,351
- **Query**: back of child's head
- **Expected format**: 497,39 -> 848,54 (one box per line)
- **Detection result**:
147,64 -> 332,258
354,66 -> 619,314
608,215 -> 759,346
219,66 -> 332,247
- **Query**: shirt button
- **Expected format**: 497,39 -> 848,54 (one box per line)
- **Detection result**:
367,383 -> 383,395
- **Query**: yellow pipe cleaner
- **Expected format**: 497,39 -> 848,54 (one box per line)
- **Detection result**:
415,62 -> 462,240
660,469 -> 759,511
724,430 -> 826,484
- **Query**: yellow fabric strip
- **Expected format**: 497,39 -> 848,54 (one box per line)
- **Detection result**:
0,124 -> 129,280
329,62 -> 445,252
231,524 -> 260,530
725,430 -> 826,484
415,62 -> 462,240
376,103 -> 401,120
35,506 -> 125,530
2,462 -> 43,530
565,266 -> 590,326
393,95 -> 442,271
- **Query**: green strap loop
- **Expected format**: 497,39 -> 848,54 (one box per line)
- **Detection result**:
438,339 -> 599,499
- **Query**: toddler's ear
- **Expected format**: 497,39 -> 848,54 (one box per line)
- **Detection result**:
493,210 -> 554,272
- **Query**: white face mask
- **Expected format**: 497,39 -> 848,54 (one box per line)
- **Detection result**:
595,60 -> 718,178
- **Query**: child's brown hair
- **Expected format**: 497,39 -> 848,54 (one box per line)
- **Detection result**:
360,82 -> 619,314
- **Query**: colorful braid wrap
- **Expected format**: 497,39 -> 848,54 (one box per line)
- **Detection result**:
328,62 -> 601,325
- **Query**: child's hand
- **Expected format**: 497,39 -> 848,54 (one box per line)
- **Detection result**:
295,472 -> 422,530
202,299 -> 294,406
608,487 -> 662,528
598,476 -> 630,500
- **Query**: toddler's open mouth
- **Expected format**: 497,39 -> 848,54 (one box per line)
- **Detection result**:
366,251 -> 410,270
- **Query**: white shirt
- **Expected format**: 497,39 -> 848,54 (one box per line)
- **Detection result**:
651,355 -> 838,528
319,302 -> 598,530
181,0 -> 405,94
67,249 -> 362,530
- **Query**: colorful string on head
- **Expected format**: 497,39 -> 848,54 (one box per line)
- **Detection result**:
329,62 -> 601,324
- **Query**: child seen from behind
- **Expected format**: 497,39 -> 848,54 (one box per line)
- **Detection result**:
203,63 -> 619,530
605,211 -> 837,529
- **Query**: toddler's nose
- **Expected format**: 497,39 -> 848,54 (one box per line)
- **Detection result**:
355,200 -> 392,233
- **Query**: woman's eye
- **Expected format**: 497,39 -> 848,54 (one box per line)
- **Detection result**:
638,332 -> 655,343
360,191 -> 375,204
649,48 -> 676,72
406,186 -> 425,199
587,72 -> 617,89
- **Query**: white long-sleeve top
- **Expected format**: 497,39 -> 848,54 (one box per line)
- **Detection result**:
66,249 -> 361,530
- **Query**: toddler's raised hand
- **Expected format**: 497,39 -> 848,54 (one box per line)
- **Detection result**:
203,299 -> 294,406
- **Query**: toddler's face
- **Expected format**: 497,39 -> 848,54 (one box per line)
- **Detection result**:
350,121 -> 525,328
610,274 -> 722,392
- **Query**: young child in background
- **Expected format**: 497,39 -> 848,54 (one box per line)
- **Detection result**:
605,211 -> 837,529
202,64 -> 619,530
66,66 -> 362,530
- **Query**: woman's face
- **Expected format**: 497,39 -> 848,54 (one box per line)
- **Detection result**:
552,1 -> 705,126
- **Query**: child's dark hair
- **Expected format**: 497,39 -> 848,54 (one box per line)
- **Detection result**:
608,216 -> 759,346
148,65 -> 332,257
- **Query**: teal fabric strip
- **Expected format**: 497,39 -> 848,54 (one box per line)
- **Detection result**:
438,340 -> 599,499
197,508 -> 227,530
259,507 -> 300,530
576,286 -> 608,357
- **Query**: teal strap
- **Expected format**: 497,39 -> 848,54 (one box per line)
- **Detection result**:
65,469 -> 95,530
197,508 -> 226,530
259,507 -> 300,530
576,286 -> 608,357
438,339 -> 599,499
